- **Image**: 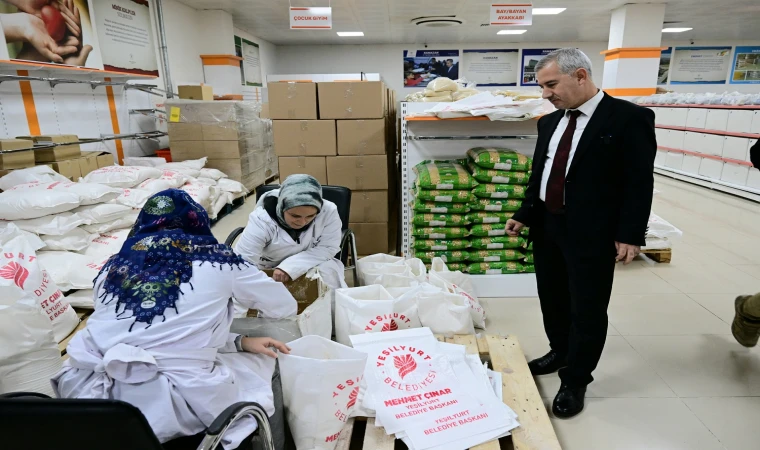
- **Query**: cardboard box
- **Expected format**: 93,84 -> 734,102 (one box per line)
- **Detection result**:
32,134 -> 78,144
351,222 -> 389,255
168,122 -> 204,141
318,81 -> 386,119
96,152 -> 115,168
273,120 -> 336,156
33,144 -> 81,163
350,190 -> 389,223
268,82 -> 318,120
337,119 -> 386,155
326,155 -> 388,190
178,85 -> 213,101
78,154 -> 99,176
278,156 -> 327,185
50,159 -> 81,180
0,139 -> 35,169
202,122 -> 240,141
171,141 -> 250,161
260,103 -> 270,119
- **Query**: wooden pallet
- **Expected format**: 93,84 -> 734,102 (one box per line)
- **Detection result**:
335,334 -> 562,450
642,248 -> 672,263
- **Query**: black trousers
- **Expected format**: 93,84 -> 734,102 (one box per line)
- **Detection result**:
533,208 -> 616,388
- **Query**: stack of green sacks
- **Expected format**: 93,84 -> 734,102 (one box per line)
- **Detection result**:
412,160 -> 477,271
464,147 -> 534,274
522,239 -> 535,273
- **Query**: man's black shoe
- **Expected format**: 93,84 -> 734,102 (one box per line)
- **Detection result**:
552,384 -> 586,419
528,350 -> 567,375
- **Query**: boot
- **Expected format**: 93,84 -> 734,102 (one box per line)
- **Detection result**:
732,294 -> 760,347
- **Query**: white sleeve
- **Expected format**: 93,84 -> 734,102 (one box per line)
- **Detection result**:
234,208 -> 272,266
232,264 -> 298,319
220,333 -> 241,354
277,207 -> 342,280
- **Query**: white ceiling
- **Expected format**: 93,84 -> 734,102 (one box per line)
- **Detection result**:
177,0 -> 760,45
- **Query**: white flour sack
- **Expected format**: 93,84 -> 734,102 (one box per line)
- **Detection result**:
40,228 -> 93,252
5,211 -> 85,235
335,285 -> 422,346
73,203 -> 133,224
0,165 -> 68,191
82,213 -> 138,234
200,168 -> 226,180
278,335 -> 367,450
83,166 -> 162,188
218,178 -> 247,194
428,257 -> 486,329
0,225 -> 79,342
64,289 -> 94,309
181,183 -> 218,212
161,158 -> 207,171
84,229 -> 130,258
114,188 -> 153,208
7,181 -> 122,206
0,188 -> 80,220
417,290 -> 475,336
123,156 -> 167,167
36,252 -> 109,291
137,170 -> 190,193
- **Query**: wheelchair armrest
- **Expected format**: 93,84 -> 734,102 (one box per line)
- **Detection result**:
0,392 -> 52,399
224,227 -> 246,247
207,401 -> 269,436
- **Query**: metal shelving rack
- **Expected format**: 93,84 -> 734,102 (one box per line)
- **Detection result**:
400,101 -> 540,298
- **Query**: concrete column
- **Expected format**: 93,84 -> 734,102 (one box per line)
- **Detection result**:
602,4 -> 667,99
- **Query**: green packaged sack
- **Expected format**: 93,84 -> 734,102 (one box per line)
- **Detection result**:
468,249 -> 524,262
469,198 -> 523,212
414,160 -> 478,190
414,189 -> 473,203
470,223 -> 511,237
412,227 -> 469,239
466,212 -> 514,224
524,253 -> 534,264
467,261 -> 526,275
415,250 -> 470,263
467,147 -> 533,171
521,227 -> 530,237
472,184 -> 527,199
413,200 -> 470,214
471,236 -> 526,249
412,214 -> 470,227
467,161 -> 531,185
425,262 -> 468,272
413,239 -> 470,251
524,241 -> 533,251
523,264 -> 535,273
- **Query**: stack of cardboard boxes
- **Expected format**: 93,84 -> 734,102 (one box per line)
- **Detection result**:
0,135 -> 114,180
270,81 -> 398,255
167,100 -> 276,191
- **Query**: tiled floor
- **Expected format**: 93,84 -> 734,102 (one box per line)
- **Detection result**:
212,175 -> 760,450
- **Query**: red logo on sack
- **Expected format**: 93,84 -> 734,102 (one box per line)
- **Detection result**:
382,320 -> 398,332
0,262 -> 30,288
394,354 -> 418,379
346,387 -> 359,409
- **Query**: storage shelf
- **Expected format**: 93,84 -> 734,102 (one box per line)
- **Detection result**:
640,103 -> 760,110
0,59 -> 158,80
655,124 -> 760,139
654,166 -> 760,202
405,116 -> 492,121
657,146 -> 754,167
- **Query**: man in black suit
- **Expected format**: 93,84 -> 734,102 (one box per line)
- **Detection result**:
505,48 -> 656,418
444,59 -> 458,79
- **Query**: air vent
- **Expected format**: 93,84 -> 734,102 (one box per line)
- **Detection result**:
411,16 -> 464,27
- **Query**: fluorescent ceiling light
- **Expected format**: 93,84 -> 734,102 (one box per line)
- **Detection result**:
533,8 -> 566,15
497,29 -> 527,35
337,31 -> 364,37
662,27 -> 693,32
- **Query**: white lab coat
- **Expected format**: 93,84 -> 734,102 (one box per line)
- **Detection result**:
234,190 -> 347,289
51,262 -> 297,449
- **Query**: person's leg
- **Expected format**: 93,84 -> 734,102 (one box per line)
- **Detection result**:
732,293 -> 760,347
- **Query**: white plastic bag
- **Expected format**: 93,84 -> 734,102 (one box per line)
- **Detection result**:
64,289 -> 94,309
83,166 -> 163,188
0,165 -> 68,191
5,212 -> 85,235
84,229 -> 130,257
73,203 -> 133,224
0,189 -> 80,220
418,290 -> 475,335
297,294 -> 332,340
428,257 -> 486,329
335,285 -> 421,346
40,228 -> 93,252
1,225 -> 79,342
278,335 -> 367,450
356,254 -> 406,285
82,214 -> 138,234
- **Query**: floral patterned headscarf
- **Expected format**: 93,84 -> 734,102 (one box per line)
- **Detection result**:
97,189 -> 247,331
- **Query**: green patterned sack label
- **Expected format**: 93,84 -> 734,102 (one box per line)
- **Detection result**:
412,213 -> 470,227
523,264 -> 535,273
524,241 -> 533,251
470,223 -> 511,237
472,184 -> 527,199
524,253 -> 534,264
468,249 -> 524,262
415,188 -> 473,203
471,236 -> 526,249
425,262 -> 468,272
521,227 -> 530,237
413,239 -> 470,251
469,198 -> 523,212
467,161 -> 531,185
412,226 -> 469,239
467,147 -> 533,171
466,212 -> 514,224
415,250 -> 470,263
413,200 -> 470,214
414,160 -> 478,190
467,261 -> 526,275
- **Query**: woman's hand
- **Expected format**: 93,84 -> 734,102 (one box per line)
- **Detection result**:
272,268 -> 291,283
0,13 -> 64,62
241,337 -> 291,358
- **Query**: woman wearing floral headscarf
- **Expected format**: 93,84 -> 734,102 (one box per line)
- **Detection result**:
52,189 -> 297,450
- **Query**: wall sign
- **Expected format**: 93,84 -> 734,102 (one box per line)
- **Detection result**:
462,49 -> 518,86
289,6 -> 332,30
234,36 -> 262,87
490,3 -> 533,26
730,46 -> 760,84
520,48 -> 557,86
93,0 -> 158,76
403,50 -> 460,88
658,47 -> 672,85
670,46 -> 732,85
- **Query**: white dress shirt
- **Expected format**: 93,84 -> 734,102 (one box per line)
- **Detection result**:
539,89 -> 605,201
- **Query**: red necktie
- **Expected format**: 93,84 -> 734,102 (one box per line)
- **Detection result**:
545,110 -> 582,213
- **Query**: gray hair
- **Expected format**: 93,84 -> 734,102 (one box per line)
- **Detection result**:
535,48 -> 593,79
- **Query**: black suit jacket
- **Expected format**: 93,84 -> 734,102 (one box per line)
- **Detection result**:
512,93 -> 656,248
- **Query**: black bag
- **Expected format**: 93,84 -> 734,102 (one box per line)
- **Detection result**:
751,140 -> 760,169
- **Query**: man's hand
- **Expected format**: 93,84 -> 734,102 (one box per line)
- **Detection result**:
505,219 -> 525,237
241,337 -> 291,358
615,242 -> 641,265
272,268 -> 291,283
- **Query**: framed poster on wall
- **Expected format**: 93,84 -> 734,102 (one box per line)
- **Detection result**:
670,46 -> 732,84
730,46 -> 760,84
403,49 -> 459,88
234,35 -> 262,87
462,49 -> 518,86
91,0 -> 158,76
658,47 -> 672,85
520,48 -> 557,86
